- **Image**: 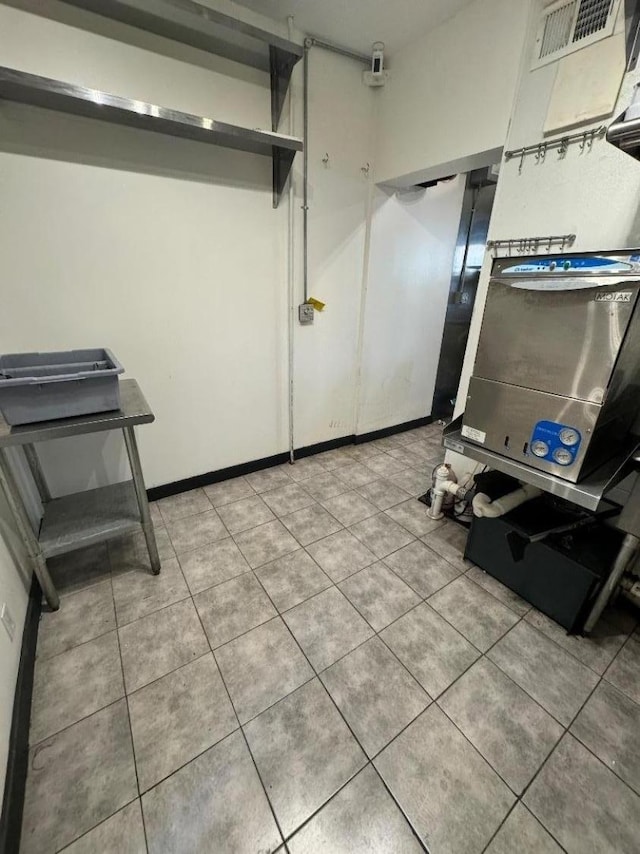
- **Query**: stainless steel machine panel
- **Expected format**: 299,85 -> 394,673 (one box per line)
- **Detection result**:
464,377 -> 601,483
473,277 -> 640,404
463,251 -> 640,484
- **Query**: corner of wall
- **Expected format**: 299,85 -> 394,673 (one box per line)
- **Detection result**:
0,500 -> 30,800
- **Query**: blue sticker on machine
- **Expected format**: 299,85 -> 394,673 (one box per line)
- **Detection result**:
529,421 -> 581,466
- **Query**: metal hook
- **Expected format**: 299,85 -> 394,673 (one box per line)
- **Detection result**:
518,149 -> 525,174
558,137 -> 569,158
361,162 -> 370,177
579,132 -> 587,153
321,152 -> 330,167
588,130 -> 596,150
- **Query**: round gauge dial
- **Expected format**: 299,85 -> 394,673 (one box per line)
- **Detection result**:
553,447 -> 573,466
559,427 -> 580,446
531,440 -> 549,458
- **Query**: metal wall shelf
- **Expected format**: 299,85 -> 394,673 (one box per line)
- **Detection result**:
0,66 -> 302,207
61,0 -> 303,131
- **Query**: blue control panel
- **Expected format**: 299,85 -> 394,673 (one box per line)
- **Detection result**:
529,421 -> 582,467
502,255 -> 640,275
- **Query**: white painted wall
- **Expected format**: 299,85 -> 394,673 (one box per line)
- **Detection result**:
0,498 -> 29,798
293,48 -> 376,446
0,1 -> 380,496
357,178 -> 466,433
0,2 -> 289,494
452,1 -> 640,478
373,0 -> 530,186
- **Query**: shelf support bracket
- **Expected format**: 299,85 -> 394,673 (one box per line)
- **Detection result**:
273,146 -> 296,208
270,46 -> 298,131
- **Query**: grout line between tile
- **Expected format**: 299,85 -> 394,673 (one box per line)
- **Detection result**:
236,574 -> 386,839
54,797 -> 143,854
124,649 -> 212,703
335,570 -> 420,636
435,677 -> 559,799
498,633 -> 640,849
49,578 -> 150,853
368,763 -> 430,853
158,497 -> 215,528
279,761 -> 375,846
114,621 -> 151,854
35,621 -> 119,666
193,583 -> 287,846
162,508 -> 231,552
178,560 -> 253,599
481,616 -> 635,730
31,696 -> 144,852
175,580 -> 284,840
115,589 -> 193,631
522,611 -> 634,678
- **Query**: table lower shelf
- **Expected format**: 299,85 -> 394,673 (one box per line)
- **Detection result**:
39,480 -> 141,558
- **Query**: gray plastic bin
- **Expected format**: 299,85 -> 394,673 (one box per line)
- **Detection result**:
0,348 -> 124,425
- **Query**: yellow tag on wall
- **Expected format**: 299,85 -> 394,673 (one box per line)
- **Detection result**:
307,297 -> 326,312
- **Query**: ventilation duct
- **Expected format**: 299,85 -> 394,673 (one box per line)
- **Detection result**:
532,0 -> 621,68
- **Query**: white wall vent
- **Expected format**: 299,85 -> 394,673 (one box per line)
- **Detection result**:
532,0 -> 621,68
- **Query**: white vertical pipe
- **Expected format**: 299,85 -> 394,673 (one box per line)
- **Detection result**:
287,15 -> 296,464
302,41 -> 310,304
352,93 -> 378,438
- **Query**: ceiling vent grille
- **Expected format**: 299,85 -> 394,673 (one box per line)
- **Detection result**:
532,0 -> 620,68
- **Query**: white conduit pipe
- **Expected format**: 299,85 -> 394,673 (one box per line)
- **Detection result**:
287,15 -> 296,464
472,483 -> 542,518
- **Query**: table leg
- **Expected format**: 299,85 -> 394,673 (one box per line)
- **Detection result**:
584,532 -> 640,633
0,449 -> 59,610
123,426 -> 160,575
23,443 -> 52,503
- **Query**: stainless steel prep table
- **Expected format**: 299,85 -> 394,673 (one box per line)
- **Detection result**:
0,378 -> 160,610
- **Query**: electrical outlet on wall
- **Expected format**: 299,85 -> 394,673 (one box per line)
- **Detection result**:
299,303 -> 314,325
1,602 -> 16,642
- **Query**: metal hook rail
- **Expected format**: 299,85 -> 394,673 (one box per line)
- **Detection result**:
505,126 -> 607,173
487,234 -> 577,254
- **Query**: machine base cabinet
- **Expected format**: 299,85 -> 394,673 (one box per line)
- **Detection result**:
465,504 -> 624,633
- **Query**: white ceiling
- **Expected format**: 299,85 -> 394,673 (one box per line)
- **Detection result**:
231,0 -> 477,56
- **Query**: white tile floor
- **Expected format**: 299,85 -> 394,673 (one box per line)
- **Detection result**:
20,424 -> 640,853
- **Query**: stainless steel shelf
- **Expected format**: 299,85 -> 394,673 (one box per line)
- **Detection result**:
61,0 -> 303,130
39,480 -> 141,558
0,66 -> 302,207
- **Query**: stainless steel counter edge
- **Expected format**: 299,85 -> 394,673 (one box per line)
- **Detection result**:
442,421 -> 637,511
